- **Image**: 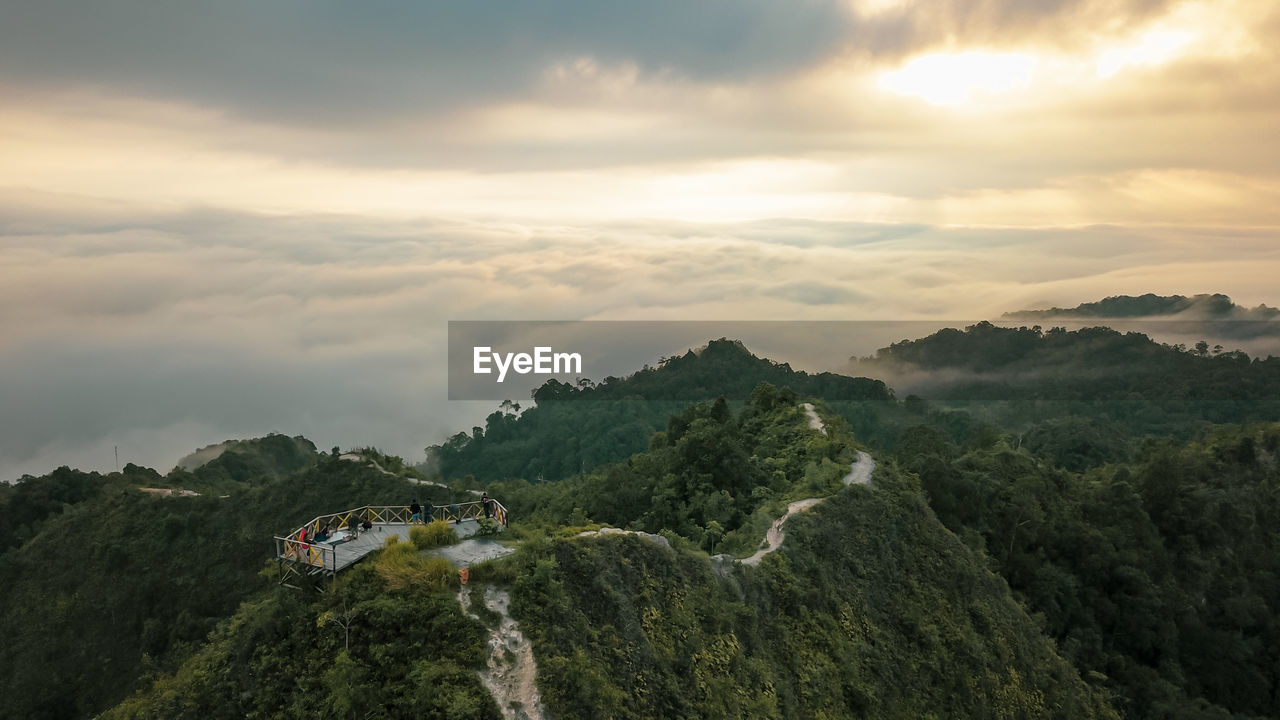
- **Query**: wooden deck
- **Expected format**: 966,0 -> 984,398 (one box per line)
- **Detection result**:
321,519 -> 488,572
327,524 -> 407,572
275,499 -> 504,584
276,510 -> 498,582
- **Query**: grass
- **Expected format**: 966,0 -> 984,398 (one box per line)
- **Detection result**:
410,520 -> 460,550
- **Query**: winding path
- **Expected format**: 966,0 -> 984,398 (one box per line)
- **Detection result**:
741,402 -> 874,566
454,402 -> 875,711
740,451 -> 874,566
802,402 -> 826,435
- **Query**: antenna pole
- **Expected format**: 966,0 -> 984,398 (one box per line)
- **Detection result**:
115,445 -> 119,472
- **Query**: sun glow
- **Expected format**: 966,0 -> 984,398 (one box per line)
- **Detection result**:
873,1 -> 1245,108
1095,29 -> 1196,78
877,51 -> 1037,106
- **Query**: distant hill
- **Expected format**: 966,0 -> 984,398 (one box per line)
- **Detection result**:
855,321 -> 1280,447
430,338 -> 890,484
176,433 -> 318,484
1004,293 -> 1280,337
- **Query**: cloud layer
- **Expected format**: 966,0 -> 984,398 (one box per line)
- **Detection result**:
2,0 -> 1279,478
3,198 -> 1277,479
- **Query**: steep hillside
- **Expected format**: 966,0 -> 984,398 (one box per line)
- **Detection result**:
485,384 -> 860,557
100,560 -> 498,720
0,443 -> 463,720
899,423 -> 1280,718
98,390 -> 1118,719
430,338 -> 890,484
505,465 -> 1117,719
9,333 -> 1280,719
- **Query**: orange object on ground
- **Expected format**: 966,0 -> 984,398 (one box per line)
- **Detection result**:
459,568 -> 469,585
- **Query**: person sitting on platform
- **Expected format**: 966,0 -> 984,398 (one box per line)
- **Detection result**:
361,516 -> 373,532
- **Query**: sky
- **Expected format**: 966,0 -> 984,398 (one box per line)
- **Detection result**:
3,0 -> 1279,479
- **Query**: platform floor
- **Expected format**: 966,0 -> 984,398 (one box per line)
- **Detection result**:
285,519 -> 489,573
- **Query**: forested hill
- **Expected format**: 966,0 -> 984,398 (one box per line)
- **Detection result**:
97,389 -> 1117,720
0,433 -> 317,554
897,422 -> 1280,719
857,322 -> 1280,439
439,325 -> 1280,486
7,343 -> 1280,718
1003,293 -> 1280,321
0,440 -> 460,719
430,338 -> 889,483
861,320 -> 1272,373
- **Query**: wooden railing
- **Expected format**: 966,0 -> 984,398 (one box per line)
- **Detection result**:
273,499 -> 509,572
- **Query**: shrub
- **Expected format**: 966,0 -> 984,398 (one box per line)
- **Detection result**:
467,556 -> 518,585
473,517 -> 501,537
411,520 -> 460,550
374,542 -> 457,591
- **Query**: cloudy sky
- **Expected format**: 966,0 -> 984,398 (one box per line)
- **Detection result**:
3,0 -> 1279,479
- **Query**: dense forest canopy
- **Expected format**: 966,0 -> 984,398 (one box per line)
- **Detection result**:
856,322 -> 1280,451
429,338 -> 889,484
8,310 -> 1280,719
0,440 -> 464,719
435,324 -> 1280,487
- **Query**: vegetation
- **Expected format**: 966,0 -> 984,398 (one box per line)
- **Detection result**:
504,465 -> 1116,719
8,313 -> 1280,719
410,519 -> 460,550
856,322 -> 1280,451
429,339 -> 889,484
0,442 -> 464,719
375,538 -> 458,592
1002,292 -> 1280,321
484,383 -> 854,556
101,563 -> 498,720
900,423 -> 1280,718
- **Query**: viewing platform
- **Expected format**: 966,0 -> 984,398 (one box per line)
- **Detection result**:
274,499 -> 508,585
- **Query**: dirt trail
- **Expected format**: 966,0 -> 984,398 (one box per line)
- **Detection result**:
740,451 -> 874,566
459,585 -> 547,720
802,402 -> 826,435
450,401 -> 873,711
741,400 -> 875,566
338,453 -> 396,476
341,453 -> 483,494
138,487 -> 201,497
741,497 -> 823,566
842,450 -> 874,486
